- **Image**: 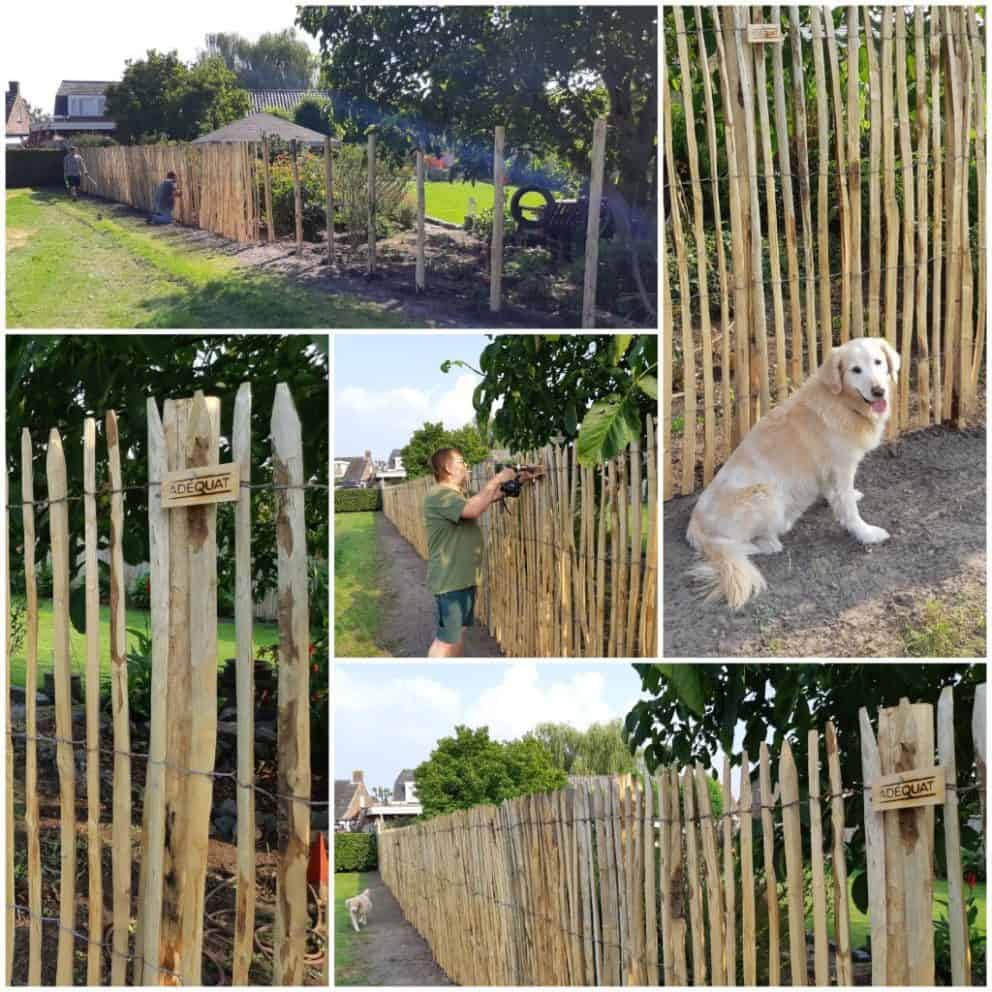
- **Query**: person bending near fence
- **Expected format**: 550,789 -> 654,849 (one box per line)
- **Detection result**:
424,448 -> 542,657
147,170 -> 182,225
63,146 -> 88,199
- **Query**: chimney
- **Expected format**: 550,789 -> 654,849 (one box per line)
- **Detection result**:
364,449 -> 372,462
352,770 -> 364,784
9,82 -> 20,95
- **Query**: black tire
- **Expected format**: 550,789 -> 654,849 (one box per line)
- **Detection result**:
510,186 -> 556,230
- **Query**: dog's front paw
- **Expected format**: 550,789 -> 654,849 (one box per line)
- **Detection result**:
858,524 -> 890,544
853,489 -> 863,502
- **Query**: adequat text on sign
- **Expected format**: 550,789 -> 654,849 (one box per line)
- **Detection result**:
161,463 -> 241,508
871,766 -> 946,811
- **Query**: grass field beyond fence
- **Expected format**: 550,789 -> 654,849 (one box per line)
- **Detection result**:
335,511 -> 388,657
10,599 -> 278,687
417,180 -> 519,226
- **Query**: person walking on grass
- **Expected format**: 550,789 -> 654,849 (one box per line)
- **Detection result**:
147,170 -> 182,225
63,146 -> 88,199
423,447 -> 543,657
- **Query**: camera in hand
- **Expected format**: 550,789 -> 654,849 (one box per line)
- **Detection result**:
496,463 -> 525,498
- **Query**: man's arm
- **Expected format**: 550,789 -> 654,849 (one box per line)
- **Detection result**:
460,470 -> 515,520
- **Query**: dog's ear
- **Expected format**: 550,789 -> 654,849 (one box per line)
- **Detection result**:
879,338 -> 901,384
819,348 -> 844,395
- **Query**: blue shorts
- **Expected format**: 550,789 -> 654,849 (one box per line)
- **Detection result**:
434,586 -> 475,644
66,175 -> 81,188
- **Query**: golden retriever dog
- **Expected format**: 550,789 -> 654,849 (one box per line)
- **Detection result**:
687,336 -> 900,608
345,887 -> 372,932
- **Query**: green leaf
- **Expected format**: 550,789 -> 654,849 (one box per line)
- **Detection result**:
637,374 -> 658,400
612,334 -> 633,365
576,394 -> 637,466
564,401 -> 578,436
69,584 -> 87,635
851,869 -> 869,914
669,666 -> 705,716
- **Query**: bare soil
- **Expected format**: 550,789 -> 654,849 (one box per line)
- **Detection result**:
663,425 -> 987,657
89,198 -> 648,329
375,514 -> 503,658
357,871 -> 452,986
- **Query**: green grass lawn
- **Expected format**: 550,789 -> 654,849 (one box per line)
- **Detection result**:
335,511 -> 389,657
806,877 -> 986,949
335,871 -> 372,986
10,599 -> 279,688
6,188 -> 418,329
418,179 -> 520,226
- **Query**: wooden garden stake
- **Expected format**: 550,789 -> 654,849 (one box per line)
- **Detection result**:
4,472 -> 13,987
291,139 -> 303,255
807,730 -> 828,986
739,751 -> 756,986
272,383 -> 311,984
490,125 -> 506,312
84,417 -> 103,985
142,399 -> 170,983
415,149 -> 426,292
262,135 -> 275,242
581,117 -> 607,328
859,706 -> 888,984
47,429 -> 76,986
779,740 -> 806,985
367,126 -> 378,276
324,135 -> 335,265
759,742 -> 780,985
232,383 -> 256,986
826,722 -> 852,985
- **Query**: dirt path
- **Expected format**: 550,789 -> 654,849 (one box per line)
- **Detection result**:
359,871 -> 453,986
663,426 -> 987,657
376,515 -> 503,657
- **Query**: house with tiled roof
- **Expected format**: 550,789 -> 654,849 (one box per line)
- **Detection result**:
248,89 -> 333,114
6,82 -> 30,145
335,770 -> 373,832
29,80 -> 117,145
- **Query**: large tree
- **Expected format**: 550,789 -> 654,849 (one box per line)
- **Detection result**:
6,335 -> 328,601
414,725 -> 567,819
528,720 -> 641,776
296,5 -> 657,204
399,420 -> 490,481
201,29 -> 316,90
625,663 -> 985,909
105,50 -> 250,143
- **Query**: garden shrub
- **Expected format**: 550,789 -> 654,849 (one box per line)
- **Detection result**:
335,831 -> 378,872
470,203 -> 515,245
261,143 -> 413,245
335,488 -> 382,512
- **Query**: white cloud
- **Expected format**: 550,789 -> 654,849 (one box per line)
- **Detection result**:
336,374 -> 478,431
463,663 -> 617,741
336,667 -> 461,718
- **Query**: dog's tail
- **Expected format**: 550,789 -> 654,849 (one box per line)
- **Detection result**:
686,516 -> 766,609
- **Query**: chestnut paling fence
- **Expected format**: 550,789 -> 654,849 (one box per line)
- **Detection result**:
5,384 -> 323,986
663,6 -> 986,498
380,420 -> 658,657
379,684 -> 986,987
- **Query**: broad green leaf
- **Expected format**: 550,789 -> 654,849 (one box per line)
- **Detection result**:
612,334 -> 634,365
577,394 -> 636,466
669,666 -> 706,716
69,583 -> 87,635
637,374 -> 658,400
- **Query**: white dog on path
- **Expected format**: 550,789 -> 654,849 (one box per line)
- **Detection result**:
687,336 -> 900,608
345,887 -> 373,932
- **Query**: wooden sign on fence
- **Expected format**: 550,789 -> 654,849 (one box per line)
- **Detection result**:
871,766 -> 946,811
160,463 -> 240,507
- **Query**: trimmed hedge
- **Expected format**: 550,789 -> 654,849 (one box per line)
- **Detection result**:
335,831 -> 378,872
6,149 -> 65,189
335,487 -> 382,512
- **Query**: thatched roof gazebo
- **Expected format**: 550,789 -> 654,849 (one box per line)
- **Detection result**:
192,111 -> 336,148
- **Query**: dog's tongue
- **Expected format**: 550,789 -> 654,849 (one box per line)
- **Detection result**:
871,398 -> 887,414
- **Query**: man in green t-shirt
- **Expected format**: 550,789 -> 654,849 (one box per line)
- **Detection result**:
423,447 -> 540,657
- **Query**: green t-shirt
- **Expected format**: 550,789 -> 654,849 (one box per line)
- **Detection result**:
423,483 -> 483,595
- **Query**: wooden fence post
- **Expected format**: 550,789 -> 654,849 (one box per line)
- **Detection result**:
291,139 -> 303,255
180,392 -> 220,985
490,125 -> 506,312
581,116 -> 608,328
84,418 -> 103,985
367,126 -> 378,276
272,383 -> 311,984
141,398 -> 170,983
759,742 -> 780,985
807,730 -> 828,986
4,472 -> 13,988
780,740 -> 807,985
415,148 -> 426,292
721,754 -> 737,986
937,686 -> 971,985
974,683 -> 987,842
106,410 -> 132,985
262,135 -> 275,242
232,383 -> 256,986
739,751 -> 757,987
825,721 -> 853,985
859,706 -> 888,984
47,429 -> 76,986
324,136 -> 335,266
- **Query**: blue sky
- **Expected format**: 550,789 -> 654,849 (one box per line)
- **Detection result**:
335,334 -> 492,460
335,661 -> 645,794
